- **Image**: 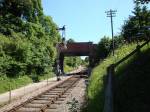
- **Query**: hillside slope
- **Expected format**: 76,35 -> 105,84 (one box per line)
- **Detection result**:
114,44 -> 150,112
85,42 -> 150,112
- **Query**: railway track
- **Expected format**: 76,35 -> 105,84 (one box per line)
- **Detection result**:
6,75 -> 80,112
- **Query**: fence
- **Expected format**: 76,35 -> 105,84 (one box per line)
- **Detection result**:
0,75 -> 61,107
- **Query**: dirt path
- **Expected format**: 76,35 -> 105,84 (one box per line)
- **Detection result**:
56,78 -> 87,112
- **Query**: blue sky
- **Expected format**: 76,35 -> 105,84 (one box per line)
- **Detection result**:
42,0 -> 136,43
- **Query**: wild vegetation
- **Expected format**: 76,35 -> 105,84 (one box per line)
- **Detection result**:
0,0 -> 61,77
137,0 -> 150,4
114,43 -> 150,112
84,42 -> 137,112
95,35 -> 124,62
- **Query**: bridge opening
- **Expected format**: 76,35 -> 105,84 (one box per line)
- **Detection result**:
56,42 -> 97,74
64,56 -> 89,73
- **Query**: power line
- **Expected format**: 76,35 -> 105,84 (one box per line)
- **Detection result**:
105,9 -> 117,56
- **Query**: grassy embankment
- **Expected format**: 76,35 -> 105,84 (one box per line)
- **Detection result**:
0,73 -> 54,94
85,42 -> 150,112
0,62 -> 78,94
64,65 -> 75,73
0,65 -> 75,94
114,43 -> 150,112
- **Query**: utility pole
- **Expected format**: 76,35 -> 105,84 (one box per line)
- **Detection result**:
106,9 -> 117,56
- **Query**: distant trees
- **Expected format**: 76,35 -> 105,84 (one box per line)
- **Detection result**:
121,1 -> 150,42
96,36 -> 124,61
136,0 -> 150,4
96,36 -> 111,59
67,38 -> 75,43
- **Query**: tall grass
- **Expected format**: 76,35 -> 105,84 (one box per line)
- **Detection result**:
0,72 -> 55,94
64,65 -> 75,73
85,42 -> 150,112
114,43 -> 150,112
0,75 -> 32,94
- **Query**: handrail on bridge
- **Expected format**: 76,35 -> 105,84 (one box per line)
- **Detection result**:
103,40 -> 150,112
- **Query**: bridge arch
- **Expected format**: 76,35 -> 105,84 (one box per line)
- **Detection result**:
57,42 -> 97,73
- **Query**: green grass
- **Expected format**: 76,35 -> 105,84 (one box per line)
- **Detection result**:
0,72 -> 55,94
38,73 -> 55,81
0,64 -> 76,94
114,44 -> 150,112
0,75 -> 32,94
64,65 -> 75,73
85,42 -> 150,112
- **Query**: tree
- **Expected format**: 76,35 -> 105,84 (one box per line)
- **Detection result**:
67,38 -> 75,43
96,36 -> 111,59
121,1 -> 150,42
0,0 -> 61,79
136,0 -> 150,4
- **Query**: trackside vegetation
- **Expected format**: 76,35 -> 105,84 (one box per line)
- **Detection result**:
114,42 -> 150,112
0,0 -> 61,94
85,42 -> 150,112
0,0 -> 84,94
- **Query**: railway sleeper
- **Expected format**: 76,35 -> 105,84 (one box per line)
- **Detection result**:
31,100 -> 50,104
56,86 -> 67,88
54,100 -> 64,104
35,97 -> 53,100
41,95 -> 58,98
52,88 -> 65,91
44,108 -> 58,112
24,103 -> 45,108
44,93 -> 59,95
16,107 -> 40,112
49,90 -> 64,93
60,95 -> 67,98
56,98 -> 66,102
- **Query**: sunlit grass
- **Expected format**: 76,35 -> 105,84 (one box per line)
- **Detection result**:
85,42 -> 150,112
0,75 -> 32,94
0,72 -> 55,94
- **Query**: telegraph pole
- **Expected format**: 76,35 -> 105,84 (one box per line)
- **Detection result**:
106,9 -> 117,56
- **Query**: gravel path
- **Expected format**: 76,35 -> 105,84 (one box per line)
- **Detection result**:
56,78 -> 86,112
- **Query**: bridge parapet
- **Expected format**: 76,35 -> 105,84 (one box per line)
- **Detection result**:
58,42 -> 96,56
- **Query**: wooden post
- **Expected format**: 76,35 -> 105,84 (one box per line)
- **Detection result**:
9,80 -> 11,103
47,73 -> 48,85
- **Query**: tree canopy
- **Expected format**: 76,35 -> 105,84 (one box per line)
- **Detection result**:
0,0 -> 61,79
121,1 -> 150,42
136,0 -> 150,4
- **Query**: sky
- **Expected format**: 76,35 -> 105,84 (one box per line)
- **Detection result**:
42,0 -> 136,43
